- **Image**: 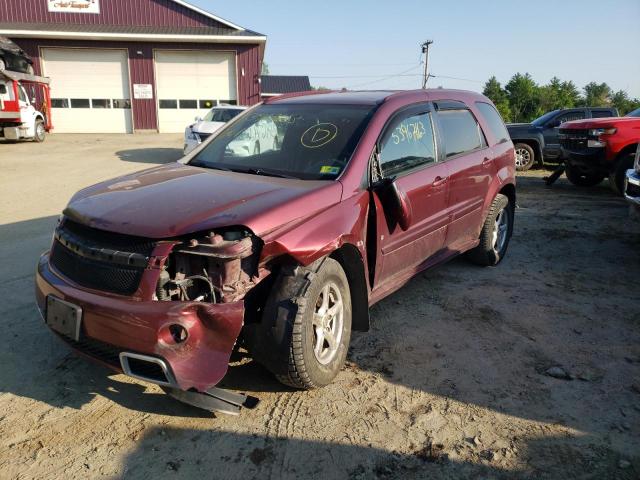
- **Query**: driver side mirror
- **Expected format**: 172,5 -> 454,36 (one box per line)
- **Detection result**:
371,177 -> 413,231
548,119 -> 562,128
194,116 -> 202,122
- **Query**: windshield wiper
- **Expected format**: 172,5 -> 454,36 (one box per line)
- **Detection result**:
229,167 -> 299,179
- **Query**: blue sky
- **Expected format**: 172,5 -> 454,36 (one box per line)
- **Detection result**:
191,0 -> 640,97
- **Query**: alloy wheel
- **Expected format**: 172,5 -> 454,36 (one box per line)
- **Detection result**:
311,282 -> 344,365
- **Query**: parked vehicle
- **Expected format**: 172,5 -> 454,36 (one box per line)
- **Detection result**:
623,143 -> 640,215
0,36 -> 34,74
559,108 -> 640,194
0,70 -> 52,142
507,107 -> 618,171
35,89 -> 516,413
183,105 -> 246,154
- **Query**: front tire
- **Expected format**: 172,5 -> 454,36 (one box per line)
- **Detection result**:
608,152 -> 635,195
33,119 -> 45,143
565,163 -> 604,187
269,258 -> 352,389
468,193 -> 513,266
514,143 -> 535,171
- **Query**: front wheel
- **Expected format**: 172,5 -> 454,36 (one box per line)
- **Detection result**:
468,193 -> 514,266
514,143 -> 536,171
608,152 -> 635,196
565,163 -> 604,187
269,258 -> 352,389
33,119 -> 45,143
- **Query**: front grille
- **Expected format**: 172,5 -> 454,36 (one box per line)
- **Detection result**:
559,130 -> 589,150
49,219 -> 155,295
62,334 -> 169,383
66,334 -> 123,368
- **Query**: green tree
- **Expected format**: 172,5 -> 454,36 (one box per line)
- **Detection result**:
482,76 -> 512,121
261,62 -> 270,75
505,73 -> 540,122
538,77 -> 581,112
582,82 -> 612,107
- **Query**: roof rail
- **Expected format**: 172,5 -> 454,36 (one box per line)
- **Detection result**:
262,90 -> 334,104
0,69 -> 51,85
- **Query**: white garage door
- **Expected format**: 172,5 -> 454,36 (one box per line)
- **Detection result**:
42,48 -> 132,133
155,50 -> 237,133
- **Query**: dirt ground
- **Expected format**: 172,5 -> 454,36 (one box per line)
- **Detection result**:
1,134 -> 639,480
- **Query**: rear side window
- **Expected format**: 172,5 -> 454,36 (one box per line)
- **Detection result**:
592,110 -> 614,118
475,102 -> 509,144
379,112 -> 437,176
437,109 -> 484,158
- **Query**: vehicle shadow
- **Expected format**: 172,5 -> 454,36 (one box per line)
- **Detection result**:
116,147 -> 183,164
117,425 -> 632,480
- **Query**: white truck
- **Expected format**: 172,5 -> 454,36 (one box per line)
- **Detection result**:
0,69 -> 51,142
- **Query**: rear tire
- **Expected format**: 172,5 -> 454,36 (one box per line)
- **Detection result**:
468,193 -> 513,266
33,119 -> 45,143
514,143 -> 535,171
608,152 -> 635,196
565,164 -> 605,187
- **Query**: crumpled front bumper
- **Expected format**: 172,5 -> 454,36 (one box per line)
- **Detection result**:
35,253 -> 244,392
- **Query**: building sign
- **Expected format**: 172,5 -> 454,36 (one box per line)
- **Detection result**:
133,84 -> 153,100
48,1 -> 100,14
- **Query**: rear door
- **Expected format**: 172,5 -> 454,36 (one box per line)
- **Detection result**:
434,101 -> 491,251
373,103 -> 451,285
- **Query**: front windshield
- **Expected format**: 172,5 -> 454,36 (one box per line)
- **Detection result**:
531,110 -> 560,126
625,107 -> 640,117
203,108 -> 243,123
190,104 -> 376,180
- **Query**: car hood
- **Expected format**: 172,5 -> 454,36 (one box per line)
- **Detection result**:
192,121 -> 225,134
560,117 -> 640,129
64,163 -> 342,239
506,123 -> 534,131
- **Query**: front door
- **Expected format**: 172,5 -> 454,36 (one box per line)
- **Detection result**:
372,105 -> 450,286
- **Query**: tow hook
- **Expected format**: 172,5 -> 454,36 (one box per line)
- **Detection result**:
162,386 -> 259,416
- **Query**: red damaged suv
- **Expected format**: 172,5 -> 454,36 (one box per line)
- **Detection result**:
36,89 -> 516,413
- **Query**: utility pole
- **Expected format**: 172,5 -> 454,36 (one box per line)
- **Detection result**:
421,40 -> 434,89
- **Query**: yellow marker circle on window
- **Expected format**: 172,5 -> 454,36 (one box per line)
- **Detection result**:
301,123 -> 338,148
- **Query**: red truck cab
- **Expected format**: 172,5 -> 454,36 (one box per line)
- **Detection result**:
559,108 -> 640,194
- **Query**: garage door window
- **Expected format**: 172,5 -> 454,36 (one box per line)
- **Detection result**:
112,99 -> 131,109
91,99 -> 111,109
51,98 -> 69,108
179,99 -> 197,109
70,99 -> 90,108
160,100 -> 178,109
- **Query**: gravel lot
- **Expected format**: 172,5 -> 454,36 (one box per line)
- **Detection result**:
1,134 -> 639,479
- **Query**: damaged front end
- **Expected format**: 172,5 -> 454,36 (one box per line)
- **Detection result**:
156,228 -> 265,305
36,219 -> 268,414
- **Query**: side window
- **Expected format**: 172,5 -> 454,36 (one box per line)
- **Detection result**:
592,110 -> 613,118
437,109 -> 484,158
18,86 -> 28,103
379,112 -> 437,177
557,111 -> 585,124
475,102 -> 509,144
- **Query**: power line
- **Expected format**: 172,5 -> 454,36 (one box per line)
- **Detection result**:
345,64 -> 424,89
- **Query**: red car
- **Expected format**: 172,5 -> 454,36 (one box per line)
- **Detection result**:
559,107 -> 640,194
35,89 -> 516,413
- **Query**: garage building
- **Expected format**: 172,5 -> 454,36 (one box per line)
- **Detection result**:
0,0 -> 266,133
